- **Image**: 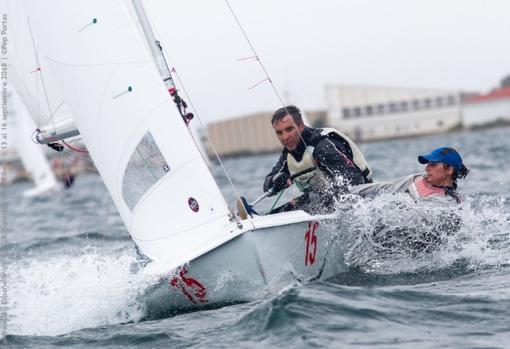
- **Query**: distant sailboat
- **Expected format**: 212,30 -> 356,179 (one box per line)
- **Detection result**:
11,0 -> 346,307
10,88 -> 58,197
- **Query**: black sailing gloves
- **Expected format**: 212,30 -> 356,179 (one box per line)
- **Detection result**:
266,172 -> 291,196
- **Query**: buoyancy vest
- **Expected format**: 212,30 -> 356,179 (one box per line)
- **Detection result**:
287,145 -> 327,191
410,176 -> 461,203
320,128 -> 372,181
286,128 -> 372,191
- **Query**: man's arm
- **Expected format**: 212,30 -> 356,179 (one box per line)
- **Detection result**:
263,152 -> 290,192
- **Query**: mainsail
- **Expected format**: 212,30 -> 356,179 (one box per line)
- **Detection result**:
7,0 -> 78,143
22,0 -> 236,266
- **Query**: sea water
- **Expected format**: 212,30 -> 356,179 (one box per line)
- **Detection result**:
1,127 -> 509,348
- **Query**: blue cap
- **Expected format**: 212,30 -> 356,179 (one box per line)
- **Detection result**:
418,147 -> 463,171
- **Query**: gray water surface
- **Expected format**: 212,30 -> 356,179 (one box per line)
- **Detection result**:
2,127 -> 510,348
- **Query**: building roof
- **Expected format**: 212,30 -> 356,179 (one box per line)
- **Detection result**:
465,86 -> 510,104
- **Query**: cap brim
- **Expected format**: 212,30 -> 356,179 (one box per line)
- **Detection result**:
418,154 -> 443,164
418,155 -> 430,164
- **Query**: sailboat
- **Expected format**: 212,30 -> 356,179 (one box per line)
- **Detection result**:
10,88 -> 59,197
12,0 -> 346,307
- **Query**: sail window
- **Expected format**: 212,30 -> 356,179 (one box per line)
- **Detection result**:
122,132 -> 170,210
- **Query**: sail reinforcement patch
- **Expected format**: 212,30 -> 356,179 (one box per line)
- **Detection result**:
122,132 -> 170,210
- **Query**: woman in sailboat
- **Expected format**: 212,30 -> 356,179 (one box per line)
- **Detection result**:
263,105 -> 372,214
350,147 -> 469,252
350,146 -> 469,204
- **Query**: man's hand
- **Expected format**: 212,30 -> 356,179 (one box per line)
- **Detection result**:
268,172 -> 292,196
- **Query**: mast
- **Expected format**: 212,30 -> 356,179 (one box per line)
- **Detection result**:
131,0 -> 193,125
130,0 -> 243,228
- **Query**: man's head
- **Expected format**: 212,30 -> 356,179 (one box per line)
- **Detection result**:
418,147 -> 469,187
271,105 -> 305,151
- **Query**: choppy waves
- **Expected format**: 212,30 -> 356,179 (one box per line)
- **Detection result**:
336,192 -> 510,276
3,128 -> 510,348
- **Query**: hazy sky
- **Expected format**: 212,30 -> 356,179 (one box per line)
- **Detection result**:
144,0 -> 510,122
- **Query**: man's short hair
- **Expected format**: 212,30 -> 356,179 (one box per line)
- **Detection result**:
271,105 -> 303,126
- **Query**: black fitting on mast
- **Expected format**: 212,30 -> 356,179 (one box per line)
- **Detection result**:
170,89 -> 194,126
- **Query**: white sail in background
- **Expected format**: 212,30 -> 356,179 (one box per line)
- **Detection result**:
6,0 -> 78,143
11,88 -> 59,197
23,0 -> 235,266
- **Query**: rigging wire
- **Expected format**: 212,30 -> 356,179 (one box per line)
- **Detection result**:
26,16 -> 58,134
223,0 -> 321,171
139,1 -> 247,221
169,68 -> 247,211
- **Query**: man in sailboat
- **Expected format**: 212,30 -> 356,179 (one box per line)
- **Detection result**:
263,105 -> 372,214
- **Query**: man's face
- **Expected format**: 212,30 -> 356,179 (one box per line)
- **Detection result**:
273,115 -> 305,151
425,162 -> 454,186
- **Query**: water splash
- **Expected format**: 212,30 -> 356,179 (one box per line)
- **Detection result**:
7,249 -> 158,336
336,193 -> 510,275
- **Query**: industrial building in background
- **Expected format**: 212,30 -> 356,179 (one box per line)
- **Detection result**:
325,85 -> 463,142
204,80 -> 509,158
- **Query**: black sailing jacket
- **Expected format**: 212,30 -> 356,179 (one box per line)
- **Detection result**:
263,127 -> 366,193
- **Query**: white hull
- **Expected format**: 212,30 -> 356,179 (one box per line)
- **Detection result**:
144,211 -> 346,309
23,181 -> 60,198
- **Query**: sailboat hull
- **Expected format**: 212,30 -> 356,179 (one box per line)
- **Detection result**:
144,212 -> 346,310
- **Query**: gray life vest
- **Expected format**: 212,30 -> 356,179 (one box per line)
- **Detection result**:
321,128 -> 372,180
287,128 -> 372,191
287,145 -> 327,191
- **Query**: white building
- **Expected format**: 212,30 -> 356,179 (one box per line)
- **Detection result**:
462,87 -> 510,128
325,85 -> 462,142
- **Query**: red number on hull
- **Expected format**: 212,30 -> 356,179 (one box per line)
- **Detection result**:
169,267 -> 208,304
305,221 -> 319,266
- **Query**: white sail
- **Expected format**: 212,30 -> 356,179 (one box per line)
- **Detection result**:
10,88 -> 59,197
6,0 -> 78,143
23,0 -> 236,266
